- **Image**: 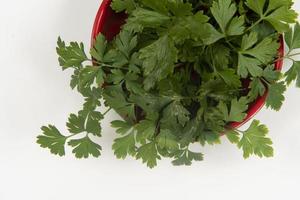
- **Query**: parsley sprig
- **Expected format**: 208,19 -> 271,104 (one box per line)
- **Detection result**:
37,0 -> 300,168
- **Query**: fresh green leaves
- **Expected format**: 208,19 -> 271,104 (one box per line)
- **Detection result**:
38,0 -> 299,168
38,123 -> 102,159
37,125 -> 67,156
90,34 -> 107,62
111,0 -> 136,13
39,35 -> 110,159
136,142 -> 160,168
246,0 -> 297,32
226,120 -> 273,158
218,97 -> 248,122
113,134 -> 136,159
68,136 -> 102,158
284,23 -> 300,87
211,0 -> 245,36
169,12 -> 223,45
57,37 -> 88,69
285,23 -> 300,50
111,120 -> 136,159
211,0 -> 236,33
103,85 -> 135,120
163,101 -> 190,127
247,78 -> 266,101
139,35 -> 178,90
125,8 -> 170,32
285,61 -> 300,87
172,149 -> 203,166
266,81 -> 286,111
239,120 -> 273,158
245,0 -> 265,15
156,129 -> 179,150
238,32 -> 279,78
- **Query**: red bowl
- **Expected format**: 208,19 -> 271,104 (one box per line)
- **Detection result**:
91,0 -> 284,129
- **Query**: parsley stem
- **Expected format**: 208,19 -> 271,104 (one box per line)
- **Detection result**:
273,56 -> 294,63
273,52 -> 300,63
66,133 -> 80,139
103,108 -> 112,116
90,59 -> 131,71
234,128 -> 246,134
286,52 -> 300,58
261,77 -> 271,86
245,18 -> 264,33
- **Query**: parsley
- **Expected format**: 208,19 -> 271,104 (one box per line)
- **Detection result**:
211,0 -> 245,36
37,0 -> 300,168
227,120 -> 273,158
136,142 -> 160,168
37,125 -> 67,156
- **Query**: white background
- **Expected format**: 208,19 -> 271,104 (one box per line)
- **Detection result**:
1,0 -> 300,199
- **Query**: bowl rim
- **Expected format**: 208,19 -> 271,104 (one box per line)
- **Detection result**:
91,0 -> 285,129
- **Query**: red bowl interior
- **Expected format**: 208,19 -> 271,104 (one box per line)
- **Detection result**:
91,0 -> 284,129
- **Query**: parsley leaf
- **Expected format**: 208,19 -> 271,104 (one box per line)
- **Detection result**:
246,0 -> 297,32
111,120 -> 136,159
103,85 -> 136,121
237,120 -> 273,158
211,0 -> 236,33
85,111 -> 103,136
140,0 -> 168,14
78,66 -> 98,89
172,149 -> 203,166
167,0 -> 193,17
156,129 -> 179,150
37,125 -> 67,156
111,0 -> 136,13
247,78 -> 266,101
284,24 -> 300,87
242,37 -> 279,64
136,142 -> 160,168
218,69 -> 242,88
218,97 -> 248,122
285,22 -> 300,50
67,110 -> 103,137
226,130 -> 240,144
238,32 -> 278,78
238,54 -> 262,78
169,12 -> 223,45
115,30 -> 138,59
111,120 -> 133,135
56,37 -> 88,69
211,0 -> 245,36
135,119 -> 156,144
90,34 -> 107,62
266,81 -> 286,111
263,65 -> 281,82
113,133 -> 136,159
139,35 -> 178,90
285,61 -> 300,87
227,16 -> 245,36
68,136 -> 102,158
67,113 -> 85,134
163,101 -> 190,127
125,8 -> 170,32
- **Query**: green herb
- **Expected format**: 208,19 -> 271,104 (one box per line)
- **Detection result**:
37,0 -> 300,168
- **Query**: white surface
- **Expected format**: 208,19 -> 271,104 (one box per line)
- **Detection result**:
1,1 -> 300,199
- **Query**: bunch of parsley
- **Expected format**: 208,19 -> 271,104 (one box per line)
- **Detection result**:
37,0 -> 300,168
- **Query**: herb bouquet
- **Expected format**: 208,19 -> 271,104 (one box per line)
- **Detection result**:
37,0 -> 300,168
